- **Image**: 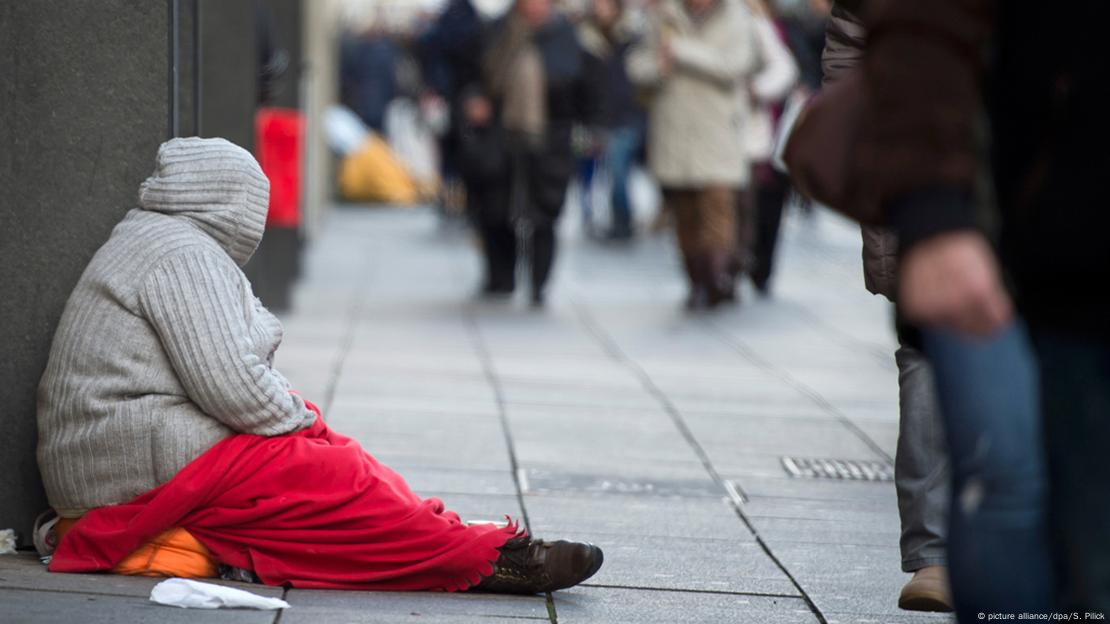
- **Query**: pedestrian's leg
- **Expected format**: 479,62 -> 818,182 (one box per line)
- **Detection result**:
669,189 -> 704,308
1031,331 -> 1110,612
492,219 -> 517,293
922,324 -> 1054,619
529,222 -> 555,306
893,343 -> 951,611
751,169 -> 789,293
577,157 -> 596,236
480,218 -> 516,294
700,186 -> 738,306
606,126 -> 639,239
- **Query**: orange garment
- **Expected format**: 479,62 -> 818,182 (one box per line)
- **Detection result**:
55,518 -> 217,578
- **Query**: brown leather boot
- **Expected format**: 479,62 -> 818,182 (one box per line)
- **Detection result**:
898,565 -> 953,612
474,537 -> 604,594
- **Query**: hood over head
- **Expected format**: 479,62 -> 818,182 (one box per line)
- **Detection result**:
138,137 -> 270,267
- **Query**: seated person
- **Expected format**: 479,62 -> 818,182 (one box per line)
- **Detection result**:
37,137 -> 602,593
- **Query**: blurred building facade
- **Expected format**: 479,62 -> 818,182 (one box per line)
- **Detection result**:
0,0 -> 342,545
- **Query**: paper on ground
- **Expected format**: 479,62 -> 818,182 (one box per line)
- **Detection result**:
150,578 -> 289,610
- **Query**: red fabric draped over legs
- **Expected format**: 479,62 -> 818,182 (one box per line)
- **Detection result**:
49,403 -> 521,591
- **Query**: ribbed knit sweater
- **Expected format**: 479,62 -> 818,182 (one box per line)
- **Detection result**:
37,137 -> 316,517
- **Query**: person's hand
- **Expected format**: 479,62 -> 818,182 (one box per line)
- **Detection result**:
899,231 -> 1013,336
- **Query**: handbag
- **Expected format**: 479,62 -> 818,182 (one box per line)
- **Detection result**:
780,69 -> 883,225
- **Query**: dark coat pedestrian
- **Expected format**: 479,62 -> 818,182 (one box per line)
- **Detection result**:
473,0 -> 605,303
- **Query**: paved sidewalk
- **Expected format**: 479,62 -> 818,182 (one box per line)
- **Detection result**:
1,206 -> 954,623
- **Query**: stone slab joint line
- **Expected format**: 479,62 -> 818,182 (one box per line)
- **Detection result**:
570,301 -> 830,624
462,308 -> 559,624
705,318 -> 894,465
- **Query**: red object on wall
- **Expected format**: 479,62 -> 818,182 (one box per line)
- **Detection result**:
255,108 -> 304,228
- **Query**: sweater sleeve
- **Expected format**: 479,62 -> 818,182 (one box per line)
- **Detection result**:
139,250 -> 316,436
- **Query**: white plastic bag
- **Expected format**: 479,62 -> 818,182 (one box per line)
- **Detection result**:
324,105 -> 371,157
149,578 -> 290,610
384,98 -> 440,187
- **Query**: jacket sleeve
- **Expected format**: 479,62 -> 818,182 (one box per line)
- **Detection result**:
139,250 -> 317,436
750,16 -> 799,104
821,2 -> 866,85
626,22 -> 664,87
670,10 -> 756,89
862,0 -> 995,251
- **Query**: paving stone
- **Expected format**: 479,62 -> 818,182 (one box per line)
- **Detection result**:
521,466 -> 722,499
553,586 -> 819,624
519,458 -> 718,493
326,395 -> 500,419
283,588 -> 549,623
525,494 -> 749,540
386,465 -> 520,497
687,414 -> 888,460
578,534 -> 799,596
414,493 -> 524,524
747,516 -> 900,548
0,588 -> 279,624
0,555 -> 284,600
730,475 -> 897,504
823,610 -> 954,624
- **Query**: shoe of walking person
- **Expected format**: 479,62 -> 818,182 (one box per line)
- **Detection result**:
898,565 -> 953,612
475,537 -> 604,594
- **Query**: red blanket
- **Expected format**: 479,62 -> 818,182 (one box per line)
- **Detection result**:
50,403 -> 520,591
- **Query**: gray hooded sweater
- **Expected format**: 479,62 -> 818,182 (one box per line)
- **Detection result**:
37,137 -> 316,517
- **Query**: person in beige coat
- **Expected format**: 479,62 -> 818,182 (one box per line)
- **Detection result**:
627,0 -> 757,308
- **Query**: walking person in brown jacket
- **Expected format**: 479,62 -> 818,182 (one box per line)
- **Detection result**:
818,2 -> 952,612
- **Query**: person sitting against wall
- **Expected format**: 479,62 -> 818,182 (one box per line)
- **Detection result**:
37,137 -> 603,593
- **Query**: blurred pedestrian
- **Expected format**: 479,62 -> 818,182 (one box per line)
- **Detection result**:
784,0 -> 1110,616
742,0 -> 799,295
628,0 -> 758,309
457,87 -> 514,295
480,0 -> 605,305
578,0 -> 647,240
340,26 -> 399,133
814,1 -> 953,612
416,0 -> 487,217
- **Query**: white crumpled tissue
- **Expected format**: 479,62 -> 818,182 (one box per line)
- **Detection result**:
150,578 -> 290,610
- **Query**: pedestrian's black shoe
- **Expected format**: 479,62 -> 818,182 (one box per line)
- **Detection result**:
475,537 -> 604,594
480,281 -> 514,299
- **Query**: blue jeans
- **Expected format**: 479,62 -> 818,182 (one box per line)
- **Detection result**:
604,125 -> 642,235
576,156 -> 597,231
922,324 -> 1055,619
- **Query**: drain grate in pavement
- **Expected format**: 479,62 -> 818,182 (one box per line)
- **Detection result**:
781,456 -> 894,482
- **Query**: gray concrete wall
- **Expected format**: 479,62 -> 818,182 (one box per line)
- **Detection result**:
198,0 -> 257,151
0,3 -> 171,543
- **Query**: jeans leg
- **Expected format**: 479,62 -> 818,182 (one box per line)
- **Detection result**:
577,157 -> 596,232
1031,331 -> 1110,612
894,343 -> 949,572
606,126 -> 641,235
922,324 -> 1054,619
